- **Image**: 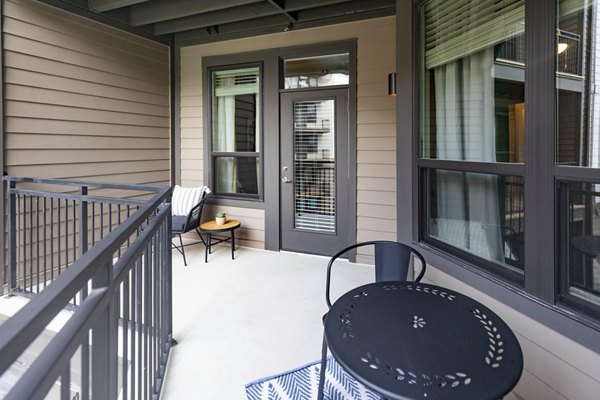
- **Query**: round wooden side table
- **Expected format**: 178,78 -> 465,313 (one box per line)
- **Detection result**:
198,219 -> 241,262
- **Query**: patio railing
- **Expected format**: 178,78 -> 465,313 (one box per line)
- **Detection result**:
0,177 -> 173,399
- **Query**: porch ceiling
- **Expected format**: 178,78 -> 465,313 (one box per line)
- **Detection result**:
39,0 -> 396,45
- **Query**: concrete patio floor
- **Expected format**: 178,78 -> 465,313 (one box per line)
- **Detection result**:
160,241 -> 373,400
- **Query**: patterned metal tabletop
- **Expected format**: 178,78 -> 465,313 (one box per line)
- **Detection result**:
324,282 -> 523,400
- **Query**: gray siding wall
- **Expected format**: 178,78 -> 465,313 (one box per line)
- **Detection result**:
3,0 -> 170,185
179,16 -> 396,251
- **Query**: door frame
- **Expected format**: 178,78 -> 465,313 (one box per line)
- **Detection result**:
199,40 -> 357,254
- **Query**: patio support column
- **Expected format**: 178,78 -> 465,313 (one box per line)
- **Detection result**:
396,0 -> 416,244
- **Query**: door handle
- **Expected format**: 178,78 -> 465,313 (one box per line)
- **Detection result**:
281,177 -> 292,183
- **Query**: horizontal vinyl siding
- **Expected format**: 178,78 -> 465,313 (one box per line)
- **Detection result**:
3,0 -> 170,185
179,55 -> 203,188
425,267 -> 600,400
202,205 -> 265,249
180,16 -> 396,250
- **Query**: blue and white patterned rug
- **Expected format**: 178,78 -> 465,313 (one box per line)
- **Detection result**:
245,358 -> 378,400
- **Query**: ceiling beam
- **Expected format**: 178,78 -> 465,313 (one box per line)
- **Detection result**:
284,0 -> 351,9
296,0 -> 394,22
175,14 -> 290,43
131,0 -> 262,26
266,0 -> 296,23
154,2 -> 281,35
175,7 -> 394,46
154,0 -> 354,36
88,0 -> 148,13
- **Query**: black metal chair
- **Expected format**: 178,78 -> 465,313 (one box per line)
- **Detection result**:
171,185 -> 210,266
317,240 -> 427,399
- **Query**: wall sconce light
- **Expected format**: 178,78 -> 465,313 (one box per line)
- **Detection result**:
388,72 -> 397,96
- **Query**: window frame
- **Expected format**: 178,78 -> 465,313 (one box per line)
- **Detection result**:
413,0 -> 600,330
206,62 -> 264,202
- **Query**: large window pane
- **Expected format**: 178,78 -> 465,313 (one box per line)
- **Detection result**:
214,156 -> 259,196
424,169 -> 524,276
557,0 -> 600,167
284,54 -> 349,89
420,0 -> 525,163
211,66 -> 261,198
558,181 -> 600,310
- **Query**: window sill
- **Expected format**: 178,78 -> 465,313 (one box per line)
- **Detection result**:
206,196 -> 264,209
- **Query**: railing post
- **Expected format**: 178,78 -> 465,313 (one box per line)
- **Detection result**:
80,185 -> 88,256
91,260 -> 117,399
7,180 -> 16,294
166,203 -> 174,346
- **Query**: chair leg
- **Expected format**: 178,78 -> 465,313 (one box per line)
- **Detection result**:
179,234 -> 187,266
318,333 -> 328,400
195,228 -> 207,245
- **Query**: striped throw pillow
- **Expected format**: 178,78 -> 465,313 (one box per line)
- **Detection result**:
172,185 -> 210,216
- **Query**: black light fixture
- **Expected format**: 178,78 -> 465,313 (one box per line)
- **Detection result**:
388,72 -> 397,96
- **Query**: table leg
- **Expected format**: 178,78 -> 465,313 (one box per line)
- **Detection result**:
231,229 -> 235,260
317,334 -> 328,400
204,233 -> 211,263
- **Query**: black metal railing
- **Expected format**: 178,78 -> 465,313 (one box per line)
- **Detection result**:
0,177 -> 173,399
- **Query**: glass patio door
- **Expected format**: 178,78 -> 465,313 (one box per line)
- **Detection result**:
280,89 -> 349,255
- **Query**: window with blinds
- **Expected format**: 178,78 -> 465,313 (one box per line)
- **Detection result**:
422,0 -> 524,69
211,66 -> 261,198
419,0 -> 527,282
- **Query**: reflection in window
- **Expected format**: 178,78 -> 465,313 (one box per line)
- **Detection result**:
421,0 -> 525,163
425,169 -> 524,276
558,181 -> 600,308
214,156 -> 259,195
284,54 -> 349,89
557,0 -> 600,167
211,67 -> 260,197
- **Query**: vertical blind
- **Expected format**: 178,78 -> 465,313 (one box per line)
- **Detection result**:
423,0 -> 524,69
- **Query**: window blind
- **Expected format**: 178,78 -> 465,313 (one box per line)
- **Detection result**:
423,0 -> 524,69
293,100 -> 336,233
214,67 -> 259,97
559,0 -> 587,18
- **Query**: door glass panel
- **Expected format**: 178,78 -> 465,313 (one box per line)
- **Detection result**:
293,100 -> 335,232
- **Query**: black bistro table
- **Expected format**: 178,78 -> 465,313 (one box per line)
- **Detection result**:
321,281 -> 523,400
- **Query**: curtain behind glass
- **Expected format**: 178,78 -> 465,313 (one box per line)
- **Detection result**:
429,48 -> 504,263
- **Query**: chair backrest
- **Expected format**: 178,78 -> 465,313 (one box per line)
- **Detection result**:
325,240 -> 426,307
171,185 -> 211,232
172,185 -> 209,216
374,241 -> 416,282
